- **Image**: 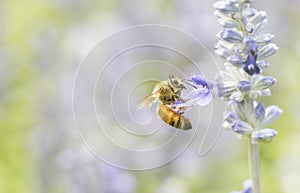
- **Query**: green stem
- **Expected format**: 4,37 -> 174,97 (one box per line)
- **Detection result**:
248,139 -> 261,193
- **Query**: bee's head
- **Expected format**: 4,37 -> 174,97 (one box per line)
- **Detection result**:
168,75 -> 186,90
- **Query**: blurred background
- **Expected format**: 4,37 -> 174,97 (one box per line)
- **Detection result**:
1,0 -> 300,193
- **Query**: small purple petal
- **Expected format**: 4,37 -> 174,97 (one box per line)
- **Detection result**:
170,100 -> 192,114
249,11 -> 267,25
184,87 -> 212,107
252,128 -> 278,143
255,102 -> 265,120
260,105 -> 282,127
243,53 -> 260,76
213,1 -> 238,14
252,19 -> 267,35
252,75 -> 276,90
230,92 -> 245,102
190,73 -> 209,88
219,29 -> 243,43
232,121 -> 253,134
227,54 -> 245,67
173,100 -> 184,105
258,43 -> 278,60
218,17 -> 239,28
256,33 -> 274,46
244,37 -> 259,57
244,36 -> 258,52
237,81 -> 251,92
214,41 -> 233,59
248,42 -> 259,54
257,60 -> 269,69
196,90 -> 212,106
224,111 -> 239,123
242,8 -> 257,18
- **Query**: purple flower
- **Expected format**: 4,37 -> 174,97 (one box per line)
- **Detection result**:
187,73 -> 212,106
171,73 -> 212,110
243,52 -> 260,76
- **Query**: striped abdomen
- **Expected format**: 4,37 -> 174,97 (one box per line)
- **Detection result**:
157,105 -> 192,130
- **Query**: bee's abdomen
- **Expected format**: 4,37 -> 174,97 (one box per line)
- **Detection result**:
178,117 -> 192,130
158,105 -> 192,130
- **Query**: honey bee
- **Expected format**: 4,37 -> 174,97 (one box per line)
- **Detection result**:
137,75 -> 192,130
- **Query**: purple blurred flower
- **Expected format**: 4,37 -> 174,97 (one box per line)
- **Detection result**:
231,180 -> 253,193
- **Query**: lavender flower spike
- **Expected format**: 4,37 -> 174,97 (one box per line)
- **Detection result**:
214,0 -> 282,192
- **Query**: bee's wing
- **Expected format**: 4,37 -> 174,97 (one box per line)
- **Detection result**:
137,92 -> 159,110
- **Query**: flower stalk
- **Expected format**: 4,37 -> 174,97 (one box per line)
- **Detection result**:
248,137 -> 261,193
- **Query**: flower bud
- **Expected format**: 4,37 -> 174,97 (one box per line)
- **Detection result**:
214,1 -> 238,14
218,29 -> 243,43
258,43 -> 279,60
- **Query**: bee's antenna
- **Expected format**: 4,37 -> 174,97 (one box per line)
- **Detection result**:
182,79 -> 197,89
